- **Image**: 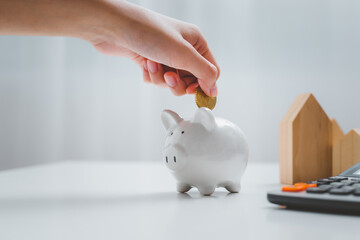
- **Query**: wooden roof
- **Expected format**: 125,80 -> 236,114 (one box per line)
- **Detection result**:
281,93 -> 330,124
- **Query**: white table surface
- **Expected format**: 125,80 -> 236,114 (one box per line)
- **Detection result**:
0,161 -> 359,240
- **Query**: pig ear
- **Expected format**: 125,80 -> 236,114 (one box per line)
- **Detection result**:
161,110 -> 183,131
193,107 -> 216,131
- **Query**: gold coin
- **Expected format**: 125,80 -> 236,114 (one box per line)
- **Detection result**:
195,86 -> 217,110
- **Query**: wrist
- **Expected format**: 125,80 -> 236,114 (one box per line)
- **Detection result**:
81,0 -> 168,52
60,0 -> 128,41
77,0 -> 137,46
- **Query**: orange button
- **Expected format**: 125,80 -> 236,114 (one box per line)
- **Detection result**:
294,182 -> 307,187
282,182 -> 317,192
282,185 -> 307,192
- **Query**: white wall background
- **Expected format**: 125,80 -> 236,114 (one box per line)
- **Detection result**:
0,0 -> 359,170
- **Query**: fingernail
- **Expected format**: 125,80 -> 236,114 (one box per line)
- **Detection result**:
164,75 -> 177,87
210,86 -> 218,97
211,64 -> 218,75
147,61 -> 158,73
143,62 -> 148,72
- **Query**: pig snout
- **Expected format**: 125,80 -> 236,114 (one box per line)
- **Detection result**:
163,144 -> 187,171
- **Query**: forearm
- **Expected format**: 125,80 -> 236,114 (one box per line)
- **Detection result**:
0,0 -> 128,40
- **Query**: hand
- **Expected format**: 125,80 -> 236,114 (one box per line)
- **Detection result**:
0,0 -> 220,96
88,1 -> 220,97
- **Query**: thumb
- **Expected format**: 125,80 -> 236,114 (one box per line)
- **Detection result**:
177,43 -> 219,97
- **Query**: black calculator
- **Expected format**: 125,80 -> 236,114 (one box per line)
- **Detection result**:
267,162 -> 360,214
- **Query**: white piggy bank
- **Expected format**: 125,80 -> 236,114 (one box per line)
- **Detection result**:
161,107 -> 249,195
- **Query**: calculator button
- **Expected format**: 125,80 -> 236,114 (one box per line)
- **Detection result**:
318,185 -> 333,190
349,179 -> 360,183
330,182 -> 344,188
328,176 -> 348,181
353,188 -> 360,196
317,178 -> 334,182
294,182 -> 317,188
294,182 -> 307,187
306,187 -> 329,193
282,182 -> 317,192
317,178 -> 335,184
282,185 -> 306,192
340,180 -> 354,186
329,186 -> 355,195
316,182 -> 330,186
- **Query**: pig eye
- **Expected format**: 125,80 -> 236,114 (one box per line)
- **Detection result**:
181,131 -> 184,134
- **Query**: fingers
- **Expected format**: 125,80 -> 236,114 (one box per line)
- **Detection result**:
199,47 -> 220,79
142,60 -> 198,96
182,25 -> 221,79
174,42 -> 219,97
140,37 -> 218,97
186,82 -> 199,94
176,25 -> 220,97
164,71 -> 187,96
178,71 -> 198,94
192,40 -> 220,97
142,61 -> 151,83
146,60 -> 167,87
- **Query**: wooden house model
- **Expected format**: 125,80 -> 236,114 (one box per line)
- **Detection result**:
279,93 -> 360,184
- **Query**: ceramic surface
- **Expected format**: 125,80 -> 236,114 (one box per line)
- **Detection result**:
161,107 -> 249,195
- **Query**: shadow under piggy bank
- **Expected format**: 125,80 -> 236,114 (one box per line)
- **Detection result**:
177,190 -> 238,200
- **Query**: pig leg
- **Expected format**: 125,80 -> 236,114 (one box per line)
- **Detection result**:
177,183 -> 192,193
198,185 -> 215,196
225,182 -> 241,193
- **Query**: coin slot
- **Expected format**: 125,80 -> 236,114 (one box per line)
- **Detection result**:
170,132 -> 173,136
174,156 -> 176,163
166,156 -> 168,163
